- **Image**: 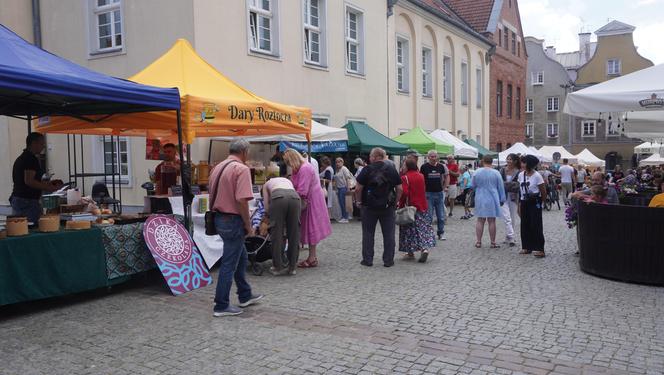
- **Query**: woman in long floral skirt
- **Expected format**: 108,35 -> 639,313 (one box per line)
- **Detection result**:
397,159 -> 435,263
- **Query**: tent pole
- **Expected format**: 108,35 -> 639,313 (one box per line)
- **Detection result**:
27,112 -> 31,134
207,139 -> 213,164
307,140 -> 312,162
175,109 -> 191,231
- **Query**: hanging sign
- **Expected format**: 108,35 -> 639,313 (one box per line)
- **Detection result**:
143,215 -> 213,295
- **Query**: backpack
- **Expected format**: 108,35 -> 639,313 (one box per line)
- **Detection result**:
501,167 -> 520,194
365,163 -> 396,209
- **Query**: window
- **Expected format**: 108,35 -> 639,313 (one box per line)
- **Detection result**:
443,56 -> 452,103
582,120 -> 596,137
518,41 -> 521,57
511,31 -> 516,55
607,117 -> 620,136
97,136 -> 131,185
498,29 -> 502,47
547,123 -> 559,138
547,97 -> 559,112
303,0 -> 326,66
496,80 -> 503,117
396,37 -> 409,93
460,61 -> 468,105
476,135 -> 481,144
497,142 -> 503,152
532,71 -> 544,85
312,115 -> 329,125
422,47 -> 432,97
91,0 -> 123,53
248,0 -> 279,56
607,59 -> 621,75
345,6 -> 364,75
506,84 -> 513,118
525,123 -> 534,138
525,98 -> 534,113
475,68 -> 482,108
503,27 -> 509,50
516,87 -> 521,119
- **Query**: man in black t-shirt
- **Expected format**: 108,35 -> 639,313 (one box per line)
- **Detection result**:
420,150 -> 449,240
354,147 -> 403,267
10,133 -> 62,223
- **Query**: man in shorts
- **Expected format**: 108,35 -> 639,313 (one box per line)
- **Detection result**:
445,155 -> 460,217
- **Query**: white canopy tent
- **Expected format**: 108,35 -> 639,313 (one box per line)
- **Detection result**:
639,153 -> 664,166
621,111 -> 664,140
212,120 -> 348,143
429,129 -> 478,159
529,147 -> 552,163
635,142 -> 663,155
538,146 -> 577,164
493,142 -> 544,166
575,148 -> 606,168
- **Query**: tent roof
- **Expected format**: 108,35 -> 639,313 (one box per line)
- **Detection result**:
37,39 -> 310,143
393,127 -> 454,155
634,141 -> 662,154
575,148 -> 605,167
494,143 -> 543,166
343,121 -> 409,155
564,63 -> 662,116
429,129 -> 478,159
0,24 -> 180,117
538,146 -> 577,163
212,120 -> 346,143
639,153 -> 664,166
464,139 -> 496,157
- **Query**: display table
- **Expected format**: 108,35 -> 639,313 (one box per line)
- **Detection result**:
100,222 -> 157,280
0,228 -> 108,306
578,202 -> 664,286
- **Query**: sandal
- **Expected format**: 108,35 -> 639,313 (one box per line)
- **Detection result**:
403,252 -> 415,260
490,243 -> 500,249
474,242 -> 482,248
533,251 -> 546,258
297,258 -> 318,268
519,249 -> 532,255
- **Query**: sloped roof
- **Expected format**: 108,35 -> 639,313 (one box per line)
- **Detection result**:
555,43 -> 597,69
595,20 -> 636,36
409,0 -> 493,46
442,0 -> 495,33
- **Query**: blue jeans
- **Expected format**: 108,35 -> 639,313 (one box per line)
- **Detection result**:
10,196 -> 42,224
426,191 -> 445,235
213,213 -> 253,311
337,187 -> 348,219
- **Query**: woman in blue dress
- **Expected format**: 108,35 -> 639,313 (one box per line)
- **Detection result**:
471,155 -> 506,248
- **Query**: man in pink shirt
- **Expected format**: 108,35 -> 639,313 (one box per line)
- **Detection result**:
208,139 -> 263,317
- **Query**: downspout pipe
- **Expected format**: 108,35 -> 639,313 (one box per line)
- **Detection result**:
32,0 -> 42,47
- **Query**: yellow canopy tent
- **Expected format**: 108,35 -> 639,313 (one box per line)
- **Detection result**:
36,39 -> 312,144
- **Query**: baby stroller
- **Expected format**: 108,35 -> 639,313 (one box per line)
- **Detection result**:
245,235 -> 272,276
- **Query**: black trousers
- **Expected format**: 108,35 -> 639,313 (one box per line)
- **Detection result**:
361,206 -> 396,265
519,199 -> 545,251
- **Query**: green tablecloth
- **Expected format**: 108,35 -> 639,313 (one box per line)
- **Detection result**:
0,228 -> 108,306
100,222 -> 156,280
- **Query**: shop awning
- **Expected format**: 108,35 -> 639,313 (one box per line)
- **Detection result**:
36,39 -> 311,143
464,139 -> 496,158
343,121 -> 409,155
0,24 -> 180,118
393,127 -> 454,155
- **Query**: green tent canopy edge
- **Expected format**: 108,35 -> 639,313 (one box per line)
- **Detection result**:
392,127 -> 454,155
343,121 -> 410,155
464,138 -> 497,158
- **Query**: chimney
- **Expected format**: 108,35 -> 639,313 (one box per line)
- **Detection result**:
579,32 -> 591,63
545,46 -> 556,59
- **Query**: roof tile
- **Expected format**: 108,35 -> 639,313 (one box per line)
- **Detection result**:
442,0 -> 495,33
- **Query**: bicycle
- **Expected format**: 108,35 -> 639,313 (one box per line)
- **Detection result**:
544,176 -> 561,211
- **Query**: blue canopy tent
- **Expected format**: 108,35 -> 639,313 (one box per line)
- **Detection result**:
0,24 -> 187,223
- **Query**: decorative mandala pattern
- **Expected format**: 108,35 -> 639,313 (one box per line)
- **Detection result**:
154,225 -> 185,257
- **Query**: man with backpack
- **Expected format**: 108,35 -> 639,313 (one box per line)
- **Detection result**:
354,148 -> 403,267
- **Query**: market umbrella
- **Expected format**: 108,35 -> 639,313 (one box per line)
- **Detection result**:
429,129 -> 478,159
343,121 -> 410,155
393,127 -> 454,155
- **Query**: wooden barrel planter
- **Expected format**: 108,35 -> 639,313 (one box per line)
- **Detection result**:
578,201 -> 664,286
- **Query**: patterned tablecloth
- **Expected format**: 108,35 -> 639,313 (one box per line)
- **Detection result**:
100,222 -> 157,280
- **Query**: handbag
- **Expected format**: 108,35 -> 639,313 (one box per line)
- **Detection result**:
205,160 -> 237,235
395,176 -> 417,226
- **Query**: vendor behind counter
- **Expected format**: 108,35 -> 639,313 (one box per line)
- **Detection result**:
154,143 -> 181,195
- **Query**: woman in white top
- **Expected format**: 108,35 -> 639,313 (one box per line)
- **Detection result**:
517,155 -> 548,258
262,177 -> 301,275
500,154 -> 521,246
353,158 -> 365,178
333,158 -> 354,222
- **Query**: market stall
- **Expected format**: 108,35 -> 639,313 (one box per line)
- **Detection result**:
464,139 -> 497,158
639,153 -> 664,166
538,146 -> 577,164
575,148 -> 606,168
343,121 -> 409,155
393,127 -> 454,155
493,142 -> 544,166
429,129 -> 478,159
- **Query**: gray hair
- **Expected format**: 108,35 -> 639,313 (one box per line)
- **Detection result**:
354,158 -> 365,167
370,147 -> 386,159
229,139 -> 250,155
427,150 -> 438,157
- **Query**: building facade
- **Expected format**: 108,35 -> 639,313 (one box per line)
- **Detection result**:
523,37 -> 574,148
557,21 -> 654,169
0,0 -> 492,207
444,0 -> 528,151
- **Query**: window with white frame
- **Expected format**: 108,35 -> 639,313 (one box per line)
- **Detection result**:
607,59 -> 621,75
345,6 -> 364,75
532,71 -> 544,85
475,68 -> 482,108
312,115 -> 329,125
303,0 -> 326,66
525,98 -> 534,113
443,56 -> 452,103
547,97 -> 559,112
582,120 -> 596,137
460,61 -> 468,105
396,37 -> 409,93
421,47 -> 432,97
525,123 -> 533,138
248,0 -> 279,56
97,136 -> 131,185
547,123 -> 559,138
91,0 -> 123,53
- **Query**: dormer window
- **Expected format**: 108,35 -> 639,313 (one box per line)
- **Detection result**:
607,59 -> 621,76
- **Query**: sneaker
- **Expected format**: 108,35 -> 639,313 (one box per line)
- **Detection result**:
213,305 -> 243,317
438,234 -> 447,241
383,262 -> 394,267
338,219 -> 349,223
360,260 -> 373,267
238,294 -> 264,308
268,267 -> 290,276
448,212 -> 453,217
288,268 -> 297,276
418,251 -> 429,263
508,240 -> 516,247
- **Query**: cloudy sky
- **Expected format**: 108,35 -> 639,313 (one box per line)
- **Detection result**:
519,0 -> 664,64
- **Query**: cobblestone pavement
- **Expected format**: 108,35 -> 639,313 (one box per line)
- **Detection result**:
2,208 -> 664,375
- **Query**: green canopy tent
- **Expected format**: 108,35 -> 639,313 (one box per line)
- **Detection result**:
393,127 -> 454,155
343,121 -> 410,155
464,139 -> 497,158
